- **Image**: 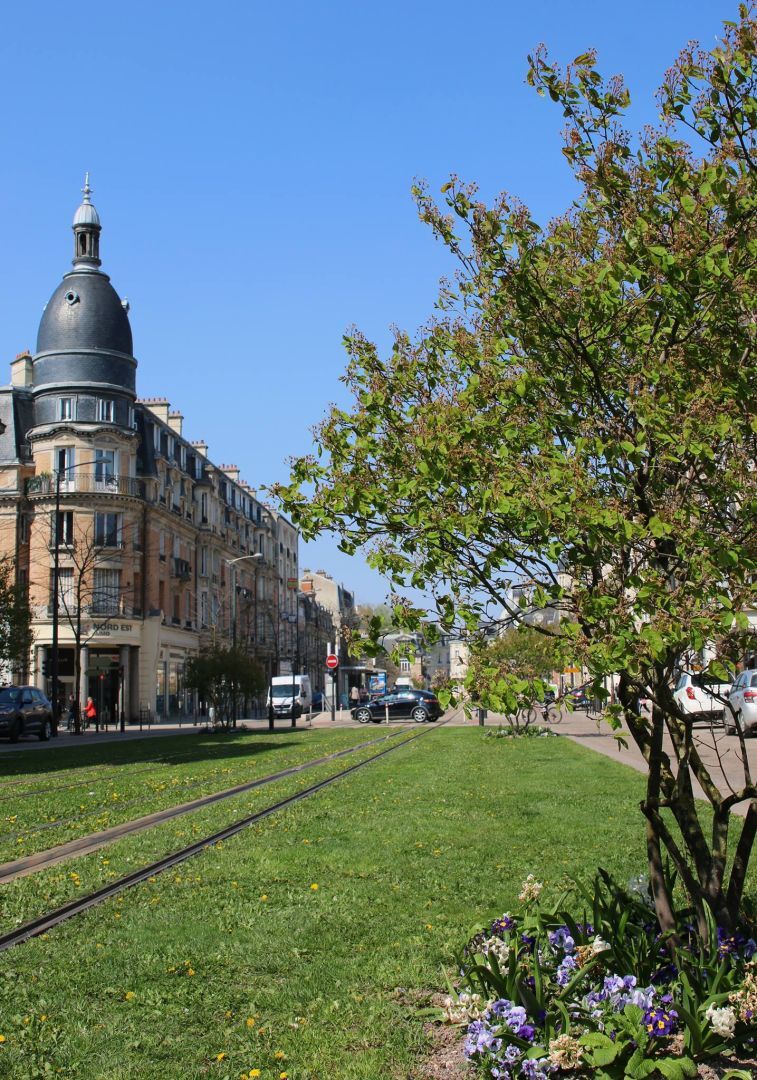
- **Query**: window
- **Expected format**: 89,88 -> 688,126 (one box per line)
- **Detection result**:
399,659 -> 411,673
94,512 -> 122,547
159,530 -> 166,559
19,514 -> 29,543
128,406 -> 136,430
97,399 -> 114,423
201,492 -> 209,523
200,547 -> 208,575
167,435 -> 174,460
200,591 -> 208,627
59,398 -> 73,421
195,456 -> 203,480
57,446 -> 75,487
55,511 -> 74,546
153,424 -> 161,452
92,569 -> 121,614
94,449 -> 116,484
179,445 -> 186,470
173,534 -> 181,558
56,568 -> 75,612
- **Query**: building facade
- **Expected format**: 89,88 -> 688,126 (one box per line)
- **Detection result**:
0,182 -> 297,721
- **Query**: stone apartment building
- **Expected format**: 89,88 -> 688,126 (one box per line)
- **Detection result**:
0,181 -> 296,721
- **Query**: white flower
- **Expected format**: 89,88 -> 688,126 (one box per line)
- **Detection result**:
442,991 -> 487,1024
591,936 -> 610,954
518,874 -> 543,903
481,936 -> 510,965
705,1003 -> 736,1039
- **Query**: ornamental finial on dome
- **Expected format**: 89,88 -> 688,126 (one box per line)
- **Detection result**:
72,173 -> 102,268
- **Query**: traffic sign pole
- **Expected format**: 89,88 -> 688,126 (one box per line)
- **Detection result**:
326,649 -> 338,722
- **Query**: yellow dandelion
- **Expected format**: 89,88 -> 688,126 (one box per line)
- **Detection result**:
187,968 -> 196,977
246,1017 -> 256,1028
39,1015 -> 47,1022
250,1071 -> 261,1078
310,883 -> 319,891
280,1073 -> 288,1079
0,1034 -> 5,1043
124,992 -> 135,1001
215,1052 -> 226,1061
274,1050 -> 285,1060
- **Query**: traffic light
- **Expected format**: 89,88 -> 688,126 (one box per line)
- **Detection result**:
41,659 -> 49,678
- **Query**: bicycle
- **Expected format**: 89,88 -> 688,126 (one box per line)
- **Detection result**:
527,702 -> 561,725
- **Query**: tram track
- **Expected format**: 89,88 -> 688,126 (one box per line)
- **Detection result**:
0,725 -> 420,883
0,719 -> 445,952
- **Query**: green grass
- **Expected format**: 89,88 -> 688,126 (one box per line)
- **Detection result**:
0,729 -> 749,1079
0,728 -> 397,864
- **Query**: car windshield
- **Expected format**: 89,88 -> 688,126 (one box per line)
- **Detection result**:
0,688 -> 21,705
271,686 -> 296,698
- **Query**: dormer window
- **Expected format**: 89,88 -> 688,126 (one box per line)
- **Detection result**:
59,397 -> 73,421
98,398 -> 114,423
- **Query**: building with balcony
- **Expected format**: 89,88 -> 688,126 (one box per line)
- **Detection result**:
0,181 -> 296,721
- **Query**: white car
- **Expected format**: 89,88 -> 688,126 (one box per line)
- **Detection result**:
673,672 -> 731,722
725,669 -> 757,736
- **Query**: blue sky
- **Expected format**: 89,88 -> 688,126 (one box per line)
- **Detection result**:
0,0 -> 737,603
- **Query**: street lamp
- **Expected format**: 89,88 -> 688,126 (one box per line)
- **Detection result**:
50,455 -> 105,735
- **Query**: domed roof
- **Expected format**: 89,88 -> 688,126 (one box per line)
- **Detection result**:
36,271 -> 133,357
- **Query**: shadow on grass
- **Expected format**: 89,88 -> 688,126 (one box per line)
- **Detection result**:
0,731 -> 313,779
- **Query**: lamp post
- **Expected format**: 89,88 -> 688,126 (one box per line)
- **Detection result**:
225,553 -> 262,725
50,455 -> 103,735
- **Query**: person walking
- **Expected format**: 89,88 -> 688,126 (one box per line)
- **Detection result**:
349,685 -> 360,708
84,695 -> 97,731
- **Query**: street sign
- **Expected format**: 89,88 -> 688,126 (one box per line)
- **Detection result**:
326,654 -> 339,670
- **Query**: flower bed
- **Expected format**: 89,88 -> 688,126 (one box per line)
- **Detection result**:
444,872 -> 756,1079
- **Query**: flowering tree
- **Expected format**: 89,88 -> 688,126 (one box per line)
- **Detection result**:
277,8 -> 757,938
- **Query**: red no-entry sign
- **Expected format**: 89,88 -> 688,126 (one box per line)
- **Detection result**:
326,654 -> 339,670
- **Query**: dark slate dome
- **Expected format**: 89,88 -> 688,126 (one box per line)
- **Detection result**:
37,271 -> 133,357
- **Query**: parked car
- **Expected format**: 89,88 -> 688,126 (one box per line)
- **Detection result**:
725,669 -> 757,736
673,672 -> 731,722
311,690 -> 324,711
566,688 -> 591,711
352,688 -> 444,724
0,686 -> 54,742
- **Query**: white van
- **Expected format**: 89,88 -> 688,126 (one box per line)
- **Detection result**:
268,675 -> 312,718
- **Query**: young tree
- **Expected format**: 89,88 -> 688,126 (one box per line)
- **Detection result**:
0,557 -> 33,680
185,645 -> 265,731
277,9 -> 757,937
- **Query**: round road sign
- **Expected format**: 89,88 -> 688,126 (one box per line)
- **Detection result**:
326,654 -> 339,670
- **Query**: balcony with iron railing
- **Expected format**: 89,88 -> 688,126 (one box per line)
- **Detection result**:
27,473 -> 145,499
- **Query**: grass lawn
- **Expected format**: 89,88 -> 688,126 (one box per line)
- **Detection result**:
0,728 -> 398,865
0,729 -> 750,1079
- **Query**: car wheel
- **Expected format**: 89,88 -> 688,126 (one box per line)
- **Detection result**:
355,708 -> 372,724
724,711 -> 740,736
39,719 -> 52,742
411,706 -> 428,724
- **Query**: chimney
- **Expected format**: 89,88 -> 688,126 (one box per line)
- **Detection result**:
11,351 -> 32,388
138,398 -> 170,423
190,440 -> 208,457
220,464 -> 241,483
168,411 -> 184,435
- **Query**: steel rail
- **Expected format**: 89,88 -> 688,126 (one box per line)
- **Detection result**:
0,720 -> 444,952
0,726 -> 417,882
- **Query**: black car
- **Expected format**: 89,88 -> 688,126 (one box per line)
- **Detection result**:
0,686 -> 55,742
352,688 -> 443,724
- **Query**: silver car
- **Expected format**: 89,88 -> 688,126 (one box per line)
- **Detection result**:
725,669 -> 757,736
